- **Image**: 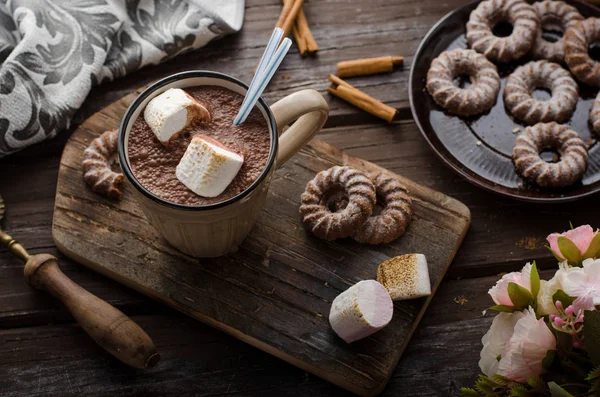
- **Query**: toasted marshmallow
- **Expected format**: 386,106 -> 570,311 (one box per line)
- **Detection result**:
176,135 -> 244,198
144,88 -> 210,144
377,254 -> 431,301
329,280 -> 393,343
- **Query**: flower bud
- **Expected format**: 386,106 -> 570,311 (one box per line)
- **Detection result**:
555,301 -> 563,310
554,317 -> 564,326
565,306 -> 575,316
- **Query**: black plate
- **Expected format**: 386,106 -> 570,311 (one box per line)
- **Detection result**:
409,0 -> 600,202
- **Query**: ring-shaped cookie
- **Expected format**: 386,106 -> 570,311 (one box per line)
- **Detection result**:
426,49 -> 501,117
504,60 -> 578,125
466,0 -> 539,63
83,129 -> 125,199
531,0 -> 583,62
565,18 -> 600,87
590,91 -> 600,134
351,174 -> 413,245
300,166 -> 376,241
513,122 -> 588,188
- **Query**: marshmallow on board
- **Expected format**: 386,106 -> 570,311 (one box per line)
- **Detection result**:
329,280 -> 393,343
144,88 -> 210,144
377,254 -> 431,301
176,135 -> 244,198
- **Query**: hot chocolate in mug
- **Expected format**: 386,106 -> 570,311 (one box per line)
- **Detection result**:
118,71 -> 329,257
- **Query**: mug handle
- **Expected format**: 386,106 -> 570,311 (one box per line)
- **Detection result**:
270,89 -> 329,168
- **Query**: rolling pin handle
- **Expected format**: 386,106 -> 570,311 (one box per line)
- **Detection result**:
24,253 -> 159,369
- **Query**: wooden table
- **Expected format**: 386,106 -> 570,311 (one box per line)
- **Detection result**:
0,1 -> 592,395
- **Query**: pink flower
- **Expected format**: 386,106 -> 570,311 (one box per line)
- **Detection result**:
547,225 -> 598,262
488,263 -> 532,307
499,308 -> 556,382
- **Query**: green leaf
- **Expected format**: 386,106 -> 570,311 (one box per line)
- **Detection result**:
587,365 -> 600,381
489,305 -> 517,313
510,384 -> 532,397
547,245 -> 566,263
584,310 -> 600,366
526,376 -> 547,392
508,282 -> 534,309
460,388 -> 482,397
557,236 -> 582,265
475,377 -> 495,394
583,232 -> 600,260
547,382 -> 575,397
552,290 -> 575,308
558,236 -> 584,265
491,374 -> 510,386
530,261 -> 540,299
542,350 -> 556,369
591,379 -> 600,393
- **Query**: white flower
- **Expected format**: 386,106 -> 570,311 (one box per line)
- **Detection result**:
480,308 -> 556,383
562,258 -> 600,305
479,311 -> 524,377
573,294 -> 596,312
537,263 -> 570,316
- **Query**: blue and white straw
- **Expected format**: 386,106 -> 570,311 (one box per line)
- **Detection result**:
233,28 -> 292,125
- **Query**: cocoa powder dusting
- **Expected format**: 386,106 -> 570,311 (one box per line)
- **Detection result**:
127,86 -> 271,205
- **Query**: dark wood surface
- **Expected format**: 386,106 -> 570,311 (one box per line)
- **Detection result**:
53,92 -> 469,395
0,0 -> 595,395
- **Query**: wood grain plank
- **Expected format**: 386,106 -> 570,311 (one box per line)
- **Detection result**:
0,270 -> 557,397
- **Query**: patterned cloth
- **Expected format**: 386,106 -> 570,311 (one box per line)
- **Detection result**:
0,0 -> 244,157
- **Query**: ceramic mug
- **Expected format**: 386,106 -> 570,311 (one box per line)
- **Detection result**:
118,71 -> 329,257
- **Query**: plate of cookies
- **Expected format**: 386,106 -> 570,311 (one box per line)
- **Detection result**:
409,0 -> 600,202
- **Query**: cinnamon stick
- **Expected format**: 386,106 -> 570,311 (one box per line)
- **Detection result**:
275,0 -> 294,29
337,56 -> 404,78
283,0 -> 319,56
276,0 -> 305,39
328,74 -> 397,122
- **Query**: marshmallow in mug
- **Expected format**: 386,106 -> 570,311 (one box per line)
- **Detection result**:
144,88 -> 210,144
329,280 -> 393,343
377,254 -> 431,301
176,135 -> 244,198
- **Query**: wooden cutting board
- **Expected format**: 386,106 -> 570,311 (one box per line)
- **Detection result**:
52,89 -> 470,396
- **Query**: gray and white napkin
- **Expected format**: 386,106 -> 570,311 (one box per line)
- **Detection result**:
0,0 -> 245,158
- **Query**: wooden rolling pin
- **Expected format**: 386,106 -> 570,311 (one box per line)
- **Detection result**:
0,195 -> 159,369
